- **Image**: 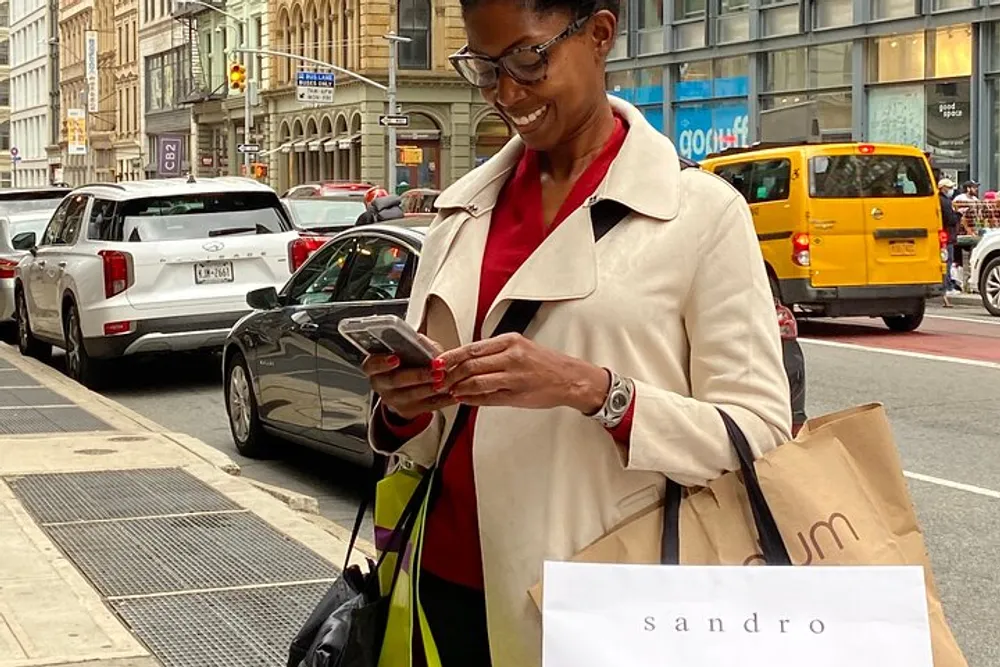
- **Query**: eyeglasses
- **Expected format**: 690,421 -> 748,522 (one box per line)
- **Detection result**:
448,15 -> 591,89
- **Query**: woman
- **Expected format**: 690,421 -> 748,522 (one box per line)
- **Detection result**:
363,0 -> 792,664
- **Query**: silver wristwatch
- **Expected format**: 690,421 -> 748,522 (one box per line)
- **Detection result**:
591,369 -> 635,429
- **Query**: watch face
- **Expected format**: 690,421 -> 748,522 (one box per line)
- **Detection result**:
610,391 -> 629,411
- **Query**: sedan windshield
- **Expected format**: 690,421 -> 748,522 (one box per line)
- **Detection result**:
286,199 -> 367,230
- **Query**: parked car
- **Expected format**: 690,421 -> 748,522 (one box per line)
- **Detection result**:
14,178 -> 305,388
969,228 -> 1000,316
223,224 -> 808,461
283,195 -> 368,234
281,181 -> 374,199
400,188 -> 440,215
0,210 -> 64,323
0,188 -> 71,217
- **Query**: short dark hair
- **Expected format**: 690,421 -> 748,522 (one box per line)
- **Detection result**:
460,0 -> 620,21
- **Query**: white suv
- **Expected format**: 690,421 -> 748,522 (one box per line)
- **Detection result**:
13,177 -> 313,387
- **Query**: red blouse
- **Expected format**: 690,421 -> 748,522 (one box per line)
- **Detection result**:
384,116 -> 634,590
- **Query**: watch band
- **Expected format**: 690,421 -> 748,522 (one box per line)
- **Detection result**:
591,369 -> 635,429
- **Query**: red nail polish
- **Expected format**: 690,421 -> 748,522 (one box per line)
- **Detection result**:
432,370 -> 445,383
431,358 -> 445,371
387,355 -> 400,367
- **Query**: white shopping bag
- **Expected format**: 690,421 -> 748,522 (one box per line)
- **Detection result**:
542,562 -> 933,667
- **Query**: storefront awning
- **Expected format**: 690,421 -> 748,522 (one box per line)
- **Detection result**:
275,142 -> 294,154
326,133 -> 361,151
307,137 -> 326,151
292,139 -> 310,153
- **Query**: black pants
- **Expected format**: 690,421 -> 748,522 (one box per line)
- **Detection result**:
416,570 -> 492,667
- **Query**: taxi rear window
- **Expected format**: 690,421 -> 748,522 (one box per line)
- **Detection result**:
809,154 -> 934,199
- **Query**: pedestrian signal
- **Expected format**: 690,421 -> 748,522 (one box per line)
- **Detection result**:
229,62 -> 247,92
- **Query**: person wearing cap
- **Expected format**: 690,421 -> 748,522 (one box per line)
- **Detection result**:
938,178 -> 961,301
952,180 -> 979,205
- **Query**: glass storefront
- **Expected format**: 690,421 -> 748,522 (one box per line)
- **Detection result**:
608,67 -> 665,132
671,56 -> 749,160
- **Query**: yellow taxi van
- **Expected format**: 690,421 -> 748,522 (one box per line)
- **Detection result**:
701,142 -> 946,332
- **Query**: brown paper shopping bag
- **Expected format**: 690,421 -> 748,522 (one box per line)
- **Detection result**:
530,404 -> 967,667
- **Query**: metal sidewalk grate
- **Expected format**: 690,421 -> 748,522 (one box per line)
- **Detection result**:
0,387 -> 67,407
7,468 -> 241,523
45,512 -> 339,596
111,582 -> 330,667
0,406 -> 112,433
0,369 -> 41,387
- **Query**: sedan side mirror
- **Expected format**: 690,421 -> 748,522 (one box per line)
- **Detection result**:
246,286 -> 280,310
11,231 -> 36,251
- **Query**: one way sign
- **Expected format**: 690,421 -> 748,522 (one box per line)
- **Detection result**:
379,115 -> 409,127
237,143 -> 260,154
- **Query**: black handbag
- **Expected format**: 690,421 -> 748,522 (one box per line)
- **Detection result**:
287,194 -> 654,667
660,408 -> 793,566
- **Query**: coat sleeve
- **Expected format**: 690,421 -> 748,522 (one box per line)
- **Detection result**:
620,191 -> 792,487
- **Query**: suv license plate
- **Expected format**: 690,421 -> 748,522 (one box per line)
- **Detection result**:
195,261 -> 234,284
889,240 -> 916,257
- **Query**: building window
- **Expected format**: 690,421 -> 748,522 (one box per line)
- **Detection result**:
811,42 -> 852,88
0,79 -> 8,106
933,0 -> 971,10
764,48 -> 807,92
672,57 -> 750,160
869,32 -> 924,82
761,0 -> 799,37
145,46 -> 190,111
610,0 -> 629,59
673,0 -> 705,50
762,91 -> 852,141
397,0 -> 430,70
607,66 -> 664,130
717,0 -> 749,44
930,25 -> 971,78
871,0 -> 916,21
637,0 -> 664,55
0,40 -> 7,65
0,121 -> 8,151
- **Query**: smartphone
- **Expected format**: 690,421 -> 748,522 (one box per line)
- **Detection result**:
338,314 -> 436,367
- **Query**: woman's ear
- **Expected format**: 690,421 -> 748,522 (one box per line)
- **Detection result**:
590,9 -> 617,59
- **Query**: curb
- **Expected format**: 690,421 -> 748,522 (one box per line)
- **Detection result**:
247,478 -> 320,514
303,512 -> 378,560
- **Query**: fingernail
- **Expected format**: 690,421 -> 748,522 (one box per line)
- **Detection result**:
387,355 -> 400,367
431,358 -> 445,371
432,370 -> 445,383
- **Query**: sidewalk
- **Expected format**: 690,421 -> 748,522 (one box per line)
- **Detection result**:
0,343 -> 366,667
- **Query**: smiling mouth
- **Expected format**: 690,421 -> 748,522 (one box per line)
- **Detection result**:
507,105 -> 549,130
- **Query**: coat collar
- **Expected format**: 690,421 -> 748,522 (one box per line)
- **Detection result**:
434,95 -> 683,222
421,96 -> 683,345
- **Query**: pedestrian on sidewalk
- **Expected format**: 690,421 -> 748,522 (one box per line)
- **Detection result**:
359,1 -> 791,665
938,177 -> 961,305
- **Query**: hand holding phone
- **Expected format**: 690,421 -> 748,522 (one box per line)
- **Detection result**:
342,316 -> 455,420
338,315 -> 437,367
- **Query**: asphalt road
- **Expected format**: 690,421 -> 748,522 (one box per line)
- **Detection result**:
39,301 -> 1000,666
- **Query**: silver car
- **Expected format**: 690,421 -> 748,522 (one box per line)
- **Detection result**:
0,210 -> 63,321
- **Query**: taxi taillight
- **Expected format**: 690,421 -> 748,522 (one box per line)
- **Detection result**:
792,232 -> 811,267
857,144 -> 876,154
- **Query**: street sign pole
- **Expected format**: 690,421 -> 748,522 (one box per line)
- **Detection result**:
243,1 -> 252,176
384,33 -> 410,195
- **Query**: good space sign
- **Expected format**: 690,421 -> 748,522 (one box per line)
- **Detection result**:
542,563 -> 933,667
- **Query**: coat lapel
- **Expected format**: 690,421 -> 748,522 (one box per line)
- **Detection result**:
415,96 -> 686,345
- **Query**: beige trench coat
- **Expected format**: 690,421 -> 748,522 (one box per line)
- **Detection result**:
370,96 -> 792,667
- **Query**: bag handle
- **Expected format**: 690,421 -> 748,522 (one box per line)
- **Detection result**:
661,409 -> 792,566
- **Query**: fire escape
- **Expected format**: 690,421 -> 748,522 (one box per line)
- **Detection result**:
171,1 -> 226,104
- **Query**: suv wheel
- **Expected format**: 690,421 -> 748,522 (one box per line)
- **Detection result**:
16,290 -> 51,360
64,303 -> 104,388
980,256 -> 1000,317
225,351 -> 274,458
882,301 -> 925,333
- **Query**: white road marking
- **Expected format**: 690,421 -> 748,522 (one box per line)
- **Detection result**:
800,337 -> 1000,371
926,313 -> 1000,326
904,471 -> 1000,500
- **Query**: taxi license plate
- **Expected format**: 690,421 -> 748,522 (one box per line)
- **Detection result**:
889,241 -> 916,257
195,261 -> 234,284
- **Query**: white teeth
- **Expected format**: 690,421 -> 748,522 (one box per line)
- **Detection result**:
511,106 -> 547,127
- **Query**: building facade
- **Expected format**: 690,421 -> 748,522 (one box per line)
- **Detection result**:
262,0 -> 511,192
138,0 -> 193,177
0,0 -> 11,186
606,0 -> 1000,186
113,0 -> 141,179
57,0 -> 115,185
9,0 -> 51,186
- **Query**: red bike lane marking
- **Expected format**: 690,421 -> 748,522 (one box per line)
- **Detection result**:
798,317 -> 1000,364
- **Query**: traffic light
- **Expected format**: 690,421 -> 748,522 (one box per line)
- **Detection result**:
229,62 -> 247,92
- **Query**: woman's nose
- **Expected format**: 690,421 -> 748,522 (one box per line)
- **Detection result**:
493,71 -> 529,110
